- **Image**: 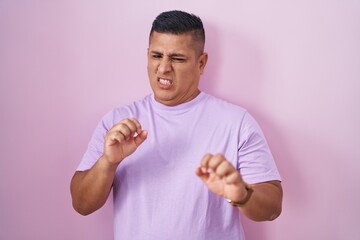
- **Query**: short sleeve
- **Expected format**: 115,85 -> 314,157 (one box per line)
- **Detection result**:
76,109 -> 129,171
237,112 -> 281,184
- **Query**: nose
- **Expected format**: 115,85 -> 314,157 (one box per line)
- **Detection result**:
157,58 -> 172,74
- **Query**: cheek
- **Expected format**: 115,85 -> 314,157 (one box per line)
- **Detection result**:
179,67 -> 197,81
147,66 -> 155,82
147,62 -> 152,71
147,60 -> 156,71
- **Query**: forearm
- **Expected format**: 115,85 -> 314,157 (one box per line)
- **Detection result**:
70,156 -> 118,215
238,180 -> 283,221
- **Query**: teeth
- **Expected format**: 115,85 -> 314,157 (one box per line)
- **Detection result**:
159,78 -> 172,85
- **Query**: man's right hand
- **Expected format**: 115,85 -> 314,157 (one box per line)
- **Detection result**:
103,118 -> 148,166
71,118 -> 147,215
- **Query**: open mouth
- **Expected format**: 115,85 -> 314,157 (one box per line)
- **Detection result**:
158,78 -> 172,85
158,78 -> 173,88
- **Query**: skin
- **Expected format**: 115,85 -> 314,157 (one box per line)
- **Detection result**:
70,118 -> 148,215
196,154 -> 282,221
147,31 -> 208,106
70,31 -> 282,221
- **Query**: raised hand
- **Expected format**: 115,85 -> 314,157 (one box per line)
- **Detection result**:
103,118 -> 147,166
195,154 -> 248,203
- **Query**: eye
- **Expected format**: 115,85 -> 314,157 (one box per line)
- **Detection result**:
151,54 -> 162,59
171,57 -> 186,62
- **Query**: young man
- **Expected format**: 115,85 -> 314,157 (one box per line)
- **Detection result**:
71,10 -> 282,240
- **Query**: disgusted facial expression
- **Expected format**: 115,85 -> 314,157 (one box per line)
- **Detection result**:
147,32 -> 207,106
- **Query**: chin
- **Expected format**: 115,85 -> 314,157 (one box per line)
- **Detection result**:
154,93 -> 176,104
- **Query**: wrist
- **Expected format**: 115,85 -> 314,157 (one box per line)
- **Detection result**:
227,182 -> 253,207
99,155 -> 120,172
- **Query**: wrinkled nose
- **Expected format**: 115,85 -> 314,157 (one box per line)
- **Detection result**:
157,59 -> 172,74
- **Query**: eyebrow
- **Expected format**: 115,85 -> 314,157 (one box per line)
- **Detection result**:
150,50 -> 187,58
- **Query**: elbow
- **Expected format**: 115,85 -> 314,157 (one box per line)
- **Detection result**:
70,188 -> 104,216
72,200 -> 95,216
267,181 -> 283,221
267,197 -> 283,221
75,209 -> 93,216
70,171 -> 96,216
248,207 -> 282,222
247,197 -> 283,222
268,205 -> 282,221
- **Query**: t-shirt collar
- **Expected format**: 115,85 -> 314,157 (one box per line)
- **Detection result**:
150,92 -> 206,112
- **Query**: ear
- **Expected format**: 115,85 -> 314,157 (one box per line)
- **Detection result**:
198,52 -> 208,75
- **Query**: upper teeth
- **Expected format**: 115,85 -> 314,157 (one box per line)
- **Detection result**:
159,78 -> 171,85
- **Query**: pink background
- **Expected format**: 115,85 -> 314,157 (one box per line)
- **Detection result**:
1,1 -> 359,239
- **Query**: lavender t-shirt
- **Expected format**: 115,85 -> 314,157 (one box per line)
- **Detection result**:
78,92 -> 281,240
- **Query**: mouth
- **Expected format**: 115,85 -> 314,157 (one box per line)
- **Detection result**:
157,78 -> 173,89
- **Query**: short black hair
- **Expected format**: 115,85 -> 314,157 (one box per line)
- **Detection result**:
149,10 -> 205,54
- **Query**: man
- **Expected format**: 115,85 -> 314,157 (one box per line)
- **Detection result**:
71,10 -> 282,240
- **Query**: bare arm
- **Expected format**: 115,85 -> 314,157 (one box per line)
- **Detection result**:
70,118 -> 148,215
70,157 -> 117,215
196,154 -> 282,221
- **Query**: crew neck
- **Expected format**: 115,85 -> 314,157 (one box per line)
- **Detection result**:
150,92 -> 207,112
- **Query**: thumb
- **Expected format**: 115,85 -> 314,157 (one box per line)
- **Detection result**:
134,130 -> 148,147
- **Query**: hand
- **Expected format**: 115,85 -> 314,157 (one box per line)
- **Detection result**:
195,154 -> 248,202
103,118 -> 147,166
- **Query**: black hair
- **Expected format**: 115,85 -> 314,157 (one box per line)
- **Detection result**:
149,10 -> 205,54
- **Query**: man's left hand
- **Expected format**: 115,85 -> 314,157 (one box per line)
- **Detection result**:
195,153 -> 248,203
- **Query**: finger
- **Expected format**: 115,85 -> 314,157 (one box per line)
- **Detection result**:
125,118 -> 143,134
200,153 -> 213,168
199,154 -> 213,173
134,130 -> 148,146
195,166 -> 204,177
214,160 -> 234,178
112,122 -> 136,139
207,154 -> 226,170
106,131 -> 126,145
111,118 -> 141,138
195,166 -> 209,182
224,170 -> 242,184
195,165 -> 209,177
120,124 -> 134,139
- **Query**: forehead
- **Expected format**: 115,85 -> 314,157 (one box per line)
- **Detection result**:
149,32 -> 196,54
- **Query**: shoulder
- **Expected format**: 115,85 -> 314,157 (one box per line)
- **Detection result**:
101,95 -> 152,128
202,93 -> 248,118
201,93 -> 263,132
